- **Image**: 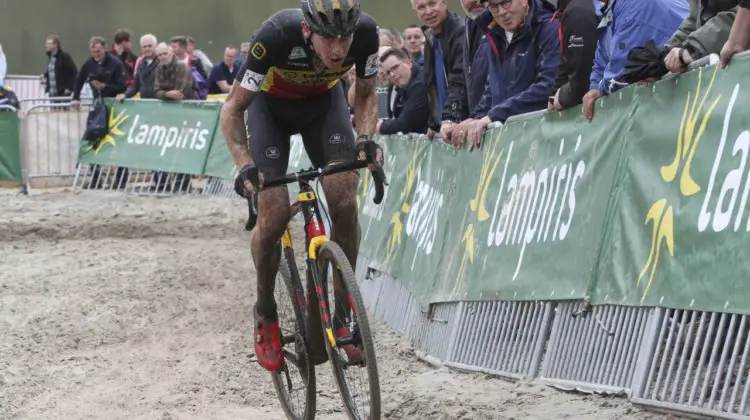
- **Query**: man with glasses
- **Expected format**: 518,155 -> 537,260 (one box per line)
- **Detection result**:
377,47 -> 429,135
451,0 -> 561,150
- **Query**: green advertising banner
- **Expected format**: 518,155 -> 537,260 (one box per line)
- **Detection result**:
356,87 -> 635,303
78,100 -> 220,175
591,60 -> 750,315
0,110 -> 22,182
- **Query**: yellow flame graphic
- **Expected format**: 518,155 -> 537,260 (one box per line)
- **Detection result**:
386,144 -> 421,261
84,107 -> 129,155
637,65 -> 723,303
638,199 -> 675,303
661,65 -> 721,196
458,133 -> 505,285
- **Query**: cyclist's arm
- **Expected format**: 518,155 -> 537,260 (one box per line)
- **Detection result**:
220,84 -> 257,168
352,23 -> 381,140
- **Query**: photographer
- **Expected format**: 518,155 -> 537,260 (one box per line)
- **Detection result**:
71,36 -> 127,107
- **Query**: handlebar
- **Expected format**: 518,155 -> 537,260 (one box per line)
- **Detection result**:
243,156 -> 388,232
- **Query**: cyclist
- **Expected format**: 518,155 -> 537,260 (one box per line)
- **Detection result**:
219,0 -> 385,373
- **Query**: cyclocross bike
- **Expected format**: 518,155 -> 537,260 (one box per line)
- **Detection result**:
244,152 -> 387,420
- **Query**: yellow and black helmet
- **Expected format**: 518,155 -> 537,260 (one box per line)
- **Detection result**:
301,0 -> 361,38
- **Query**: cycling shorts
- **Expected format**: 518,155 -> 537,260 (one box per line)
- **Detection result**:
247,84 -> 355,179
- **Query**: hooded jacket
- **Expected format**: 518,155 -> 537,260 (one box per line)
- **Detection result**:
589,0 -> 688,94
471,0 -> 561,123
422,11 -> 467,130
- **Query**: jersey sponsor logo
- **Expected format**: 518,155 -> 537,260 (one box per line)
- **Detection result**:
272,67 -> 348,86
329,133 -> 345,144
240,69 -> 264,92
364,53 -> 379,77
251,42 -> 267,60
288,46 -> 307,60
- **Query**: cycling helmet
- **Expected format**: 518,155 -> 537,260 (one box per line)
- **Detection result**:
301,0 -> 361,38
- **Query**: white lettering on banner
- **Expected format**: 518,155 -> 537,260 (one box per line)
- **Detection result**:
698,84 -> 750,233
405,166 -> 445,271
487,135 -> 586,280
126,114 -> 209,157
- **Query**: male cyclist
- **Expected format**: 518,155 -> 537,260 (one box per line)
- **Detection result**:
219,0 -> 384,373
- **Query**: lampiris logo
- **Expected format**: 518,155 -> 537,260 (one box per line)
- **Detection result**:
124,114 -> 210,156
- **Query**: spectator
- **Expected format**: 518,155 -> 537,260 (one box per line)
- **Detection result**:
71,36 -> 127,105
154,42 -> 194,101
169,36 -> 208,80
377,48 -> 429,135
583,0 -> 688,120
236,42 -> 251,66
154,42 -> 193,191
348,46 -> 394,118
116,34 -> 159,101
403,24 -> 426,64
42,35 -> 78,98
72,37 -> 129,190
451,0 -> 561,150
663,0 -> 737,74
112,29 -> 139,86
720,0 -> 750,66
207,45 -> 240,94
187,36 -> 214,74
380,28 -> 404,48
548,0 -> 599,111
461,0 -> 491,113
412,0 -> 467,140
0,43 -> 5,88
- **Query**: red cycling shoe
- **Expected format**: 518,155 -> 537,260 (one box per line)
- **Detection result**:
336,327 -> 364,365
254,307 -> 284,372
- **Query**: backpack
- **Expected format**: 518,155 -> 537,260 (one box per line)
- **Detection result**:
83,97 -> 109,145
0,86 -> 20,110
190,64 -> 208,100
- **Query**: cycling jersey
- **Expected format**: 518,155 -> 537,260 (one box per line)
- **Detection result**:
234,8 -> 380,99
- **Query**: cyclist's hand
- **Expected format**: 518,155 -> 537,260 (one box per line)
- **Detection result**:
234,164 -> 262,198
356,139 -> 384,172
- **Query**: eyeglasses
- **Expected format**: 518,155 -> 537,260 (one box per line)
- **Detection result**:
487,0 -> 513,12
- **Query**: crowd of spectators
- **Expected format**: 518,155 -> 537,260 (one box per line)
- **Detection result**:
361,0 -> 750,150
26,0 -> 750,150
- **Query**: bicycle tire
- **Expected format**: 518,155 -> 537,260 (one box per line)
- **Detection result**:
317,241 -> 381,420
271,246 -> 317,420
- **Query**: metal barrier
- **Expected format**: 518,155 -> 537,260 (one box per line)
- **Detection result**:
632,309 -> 750,419
21,103 -> 91,191
72,164 -> 202,196
5,74 -> 92,102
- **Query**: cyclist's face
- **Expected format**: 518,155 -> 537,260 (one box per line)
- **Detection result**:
310,34 -> 353,68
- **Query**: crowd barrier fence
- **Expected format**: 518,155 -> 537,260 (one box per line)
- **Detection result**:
4,52 -> 750,419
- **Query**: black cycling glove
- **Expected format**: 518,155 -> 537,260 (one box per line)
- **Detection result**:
355,139 -> 382,164
234,164 -> 260,198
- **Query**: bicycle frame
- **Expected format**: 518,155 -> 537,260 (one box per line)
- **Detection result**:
281,179 -> 359,354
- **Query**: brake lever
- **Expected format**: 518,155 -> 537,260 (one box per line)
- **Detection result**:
245,194 -> 258,232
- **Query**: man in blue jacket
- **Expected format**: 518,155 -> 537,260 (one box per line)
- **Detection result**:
582,0 -> 688,120
451,0 -> 561,150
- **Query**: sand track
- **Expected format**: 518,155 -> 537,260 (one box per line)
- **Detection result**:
0,192 -> 673,419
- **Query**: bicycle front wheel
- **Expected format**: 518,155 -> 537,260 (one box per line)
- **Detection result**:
271,245 -> 316,420
317,241 -> 381,420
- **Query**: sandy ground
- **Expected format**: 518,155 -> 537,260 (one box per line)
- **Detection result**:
0,191 -> 679,420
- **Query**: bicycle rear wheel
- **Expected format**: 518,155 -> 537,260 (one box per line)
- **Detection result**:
316,241 -> 381,420
271,241 -> 316,420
